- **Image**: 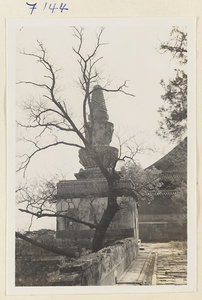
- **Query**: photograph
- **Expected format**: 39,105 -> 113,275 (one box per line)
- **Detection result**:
6,17 -> 196,294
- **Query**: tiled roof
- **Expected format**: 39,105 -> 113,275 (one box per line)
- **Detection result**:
147,137 -> 187,174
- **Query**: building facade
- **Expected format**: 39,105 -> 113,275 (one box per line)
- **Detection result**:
138,138 -> 187,242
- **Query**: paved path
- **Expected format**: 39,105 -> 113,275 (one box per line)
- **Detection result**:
117,242 -> 187,286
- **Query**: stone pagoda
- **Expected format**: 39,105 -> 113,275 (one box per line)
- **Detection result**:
75,85 -> 119,180
56,86 -> 139,246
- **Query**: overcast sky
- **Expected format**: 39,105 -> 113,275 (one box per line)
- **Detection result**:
7,18 -> 194,230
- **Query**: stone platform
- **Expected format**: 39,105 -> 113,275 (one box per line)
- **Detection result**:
56,178 -> 139,245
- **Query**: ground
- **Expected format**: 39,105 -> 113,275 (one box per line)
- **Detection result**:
118,241 -> 187,285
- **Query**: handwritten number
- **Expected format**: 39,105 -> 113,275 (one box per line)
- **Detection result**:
43,2 -> 47,10
60,3 -> 68,12
26,2 -> 37,15
49,3 -> 58,13
26,2 -> 68,14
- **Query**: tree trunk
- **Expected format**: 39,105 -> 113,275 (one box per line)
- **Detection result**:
92,203 -> 119,252
15,232 -> 78,258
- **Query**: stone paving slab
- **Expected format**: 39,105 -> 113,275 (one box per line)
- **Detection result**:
117,248 -> 149,285
117,242 -> 187,286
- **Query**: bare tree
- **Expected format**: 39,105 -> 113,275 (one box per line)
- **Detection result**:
17,27 -> 138,253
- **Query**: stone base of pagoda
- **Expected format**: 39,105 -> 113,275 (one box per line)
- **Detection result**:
56,178 -> 139,246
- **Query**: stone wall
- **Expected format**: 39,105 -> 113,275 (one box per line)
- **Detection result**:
16,237 -> 139,286
138,195 -> 187,242
50,238 -> 139,286
139,221 -> 187,242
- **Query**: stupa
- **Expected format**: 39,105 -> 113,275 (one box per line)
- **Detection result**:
56,86 -> 139,246
75,85 -> 118,179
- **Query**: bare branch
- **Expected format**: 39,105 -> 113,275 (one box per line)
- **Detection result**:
16,232 -> 79,258
89,82 -> 135,98
18,208 -> 97,229
17,120 -> 75,133
17,141 -> 85,175
16,80 -> 50,90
